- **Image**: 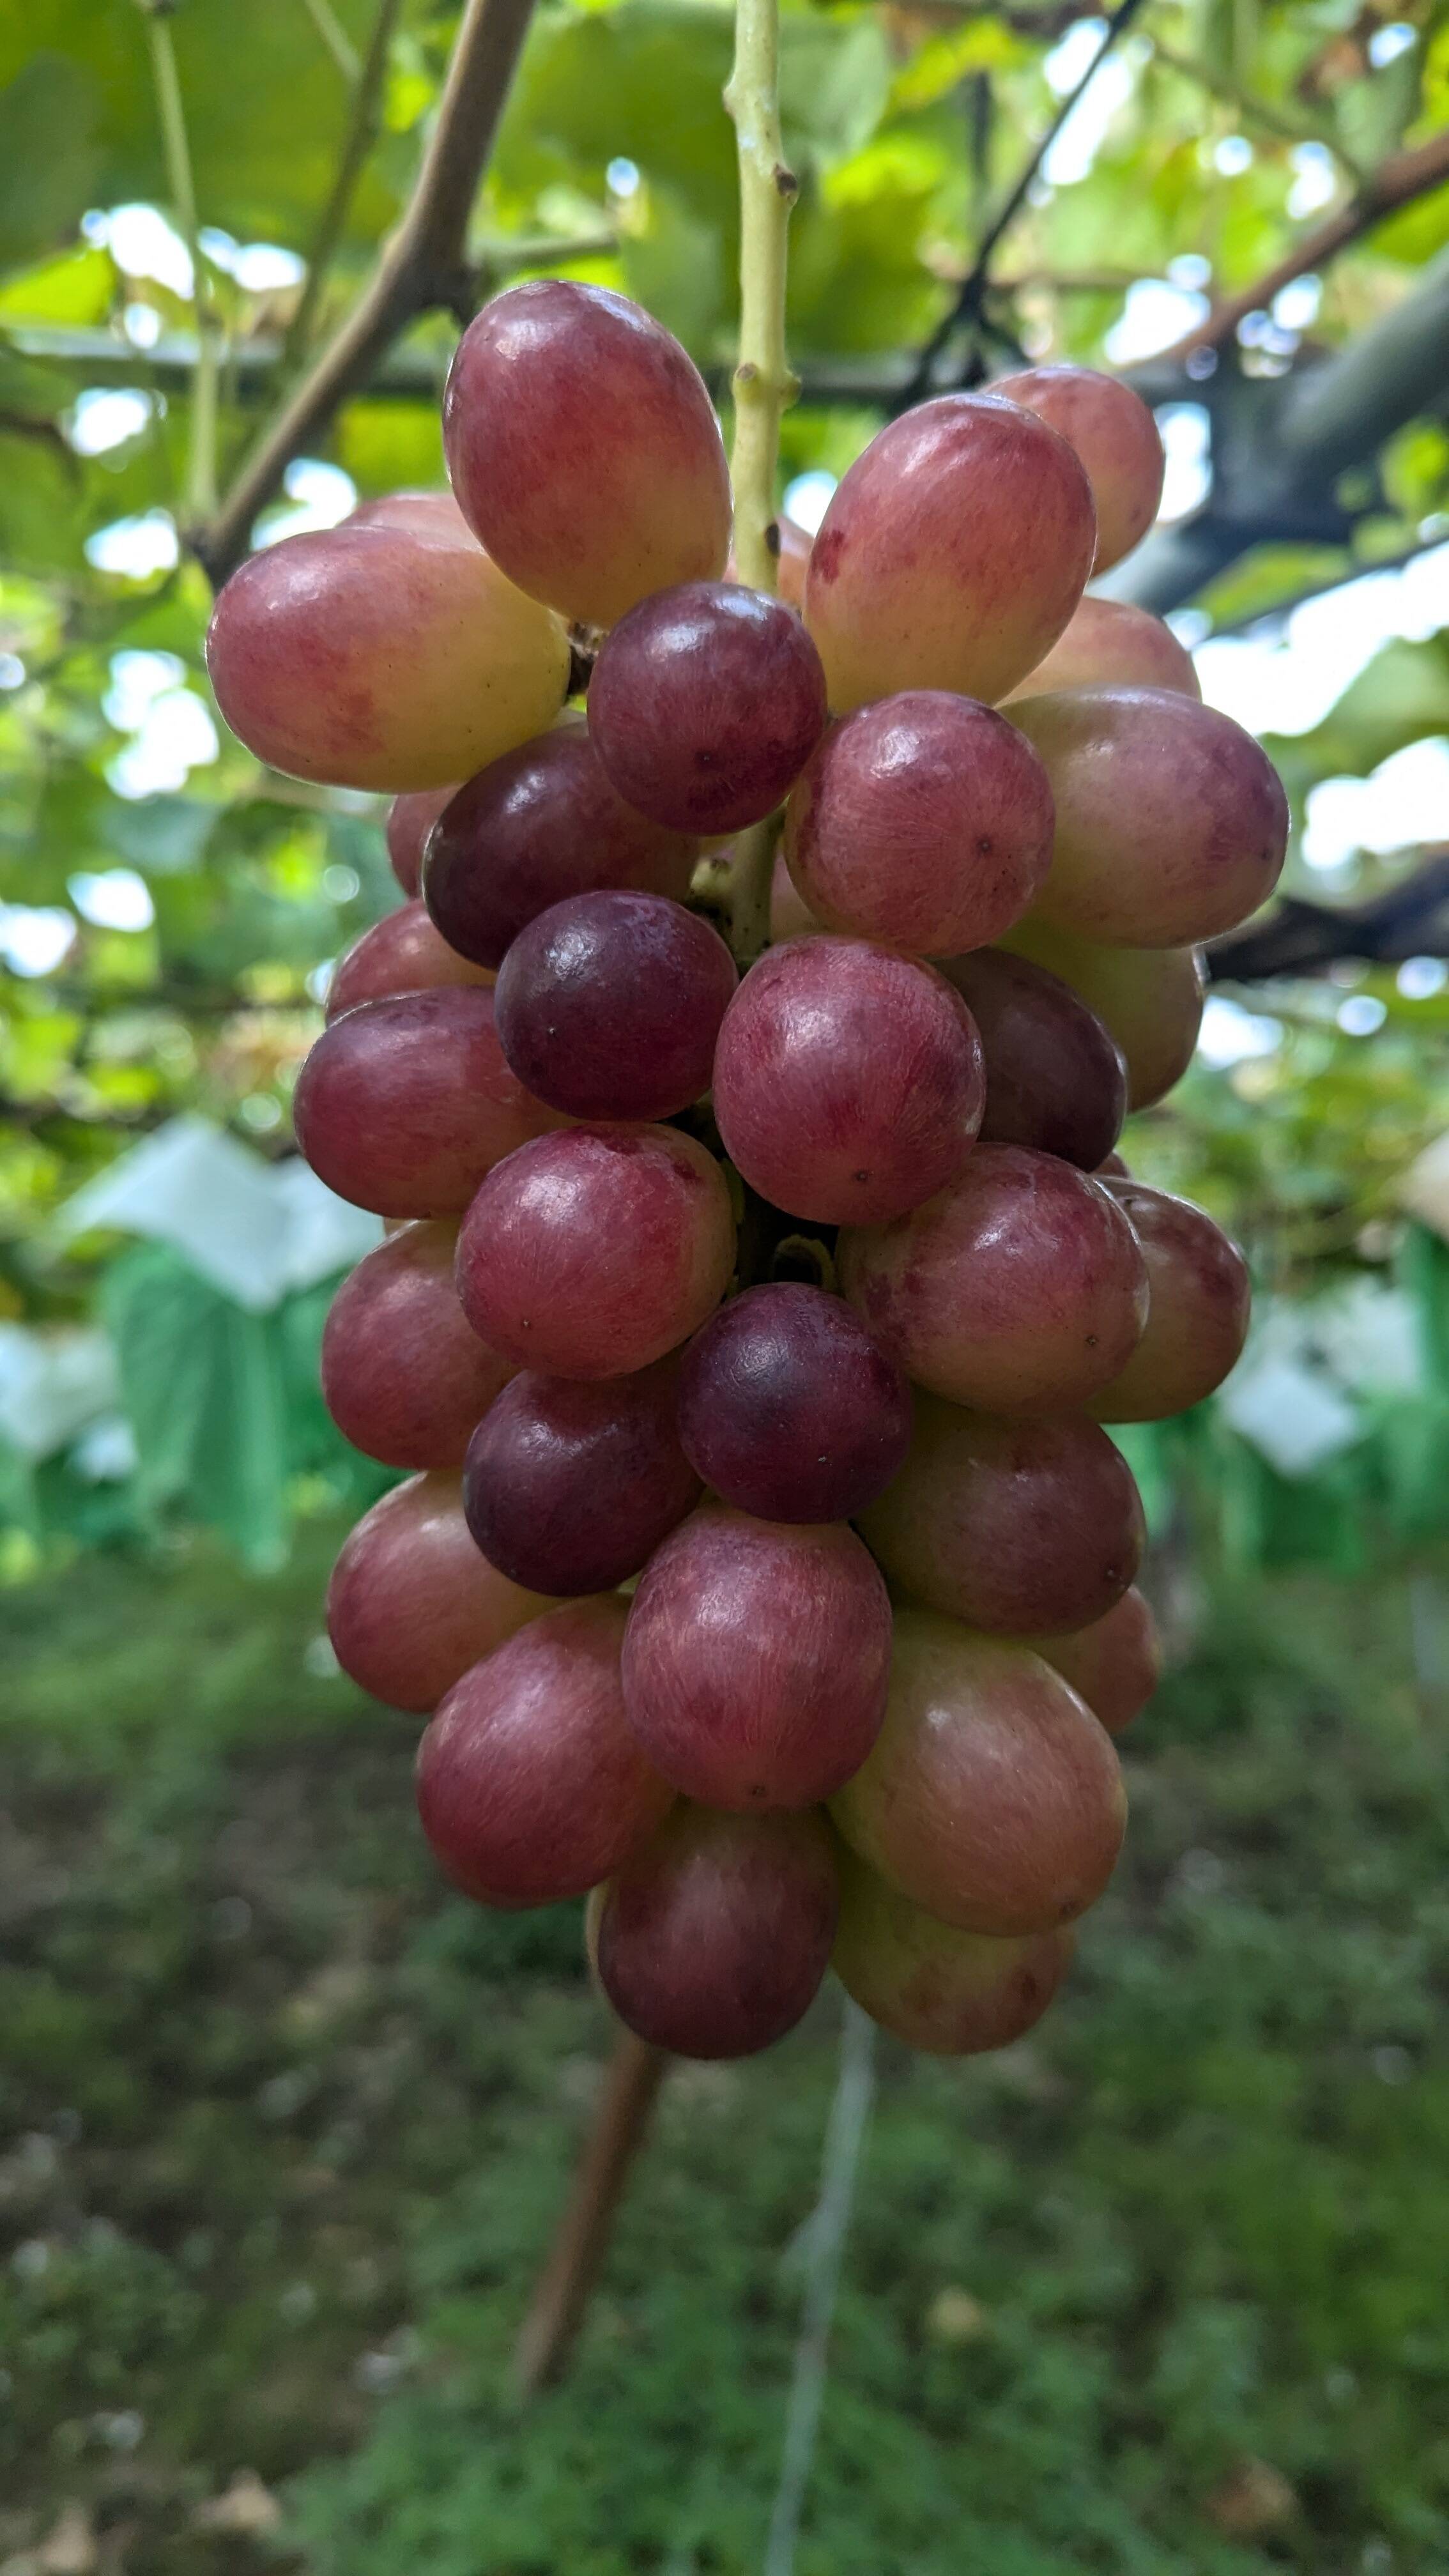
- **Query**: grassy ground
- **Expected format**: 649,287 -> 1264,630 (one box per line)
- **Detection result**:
3,1525 -> 1449,2575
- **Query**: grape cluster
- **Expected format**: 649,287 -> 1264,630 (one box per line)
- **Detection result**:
207,281 -> 1278,2064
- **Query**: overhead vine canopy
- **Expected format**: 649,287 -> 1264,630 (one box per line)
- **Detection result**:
1,0 -> 1447,1317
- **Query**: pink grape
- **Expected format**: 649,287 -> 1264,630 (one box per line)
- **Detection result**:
802,393 -> 1095,710
455,1124 -> 736,1378
783,691 -> 1054,955
838,1143 -> 1147,1413
588,583 -> 828,835
831,1607 -> 1126,1935
595,1805 -> 839,2059
321,1220 -> 512,1469
857,1396 -> 1146,1635
493,891 -> 737,1120
415,1596 -> 674,1907
831,1842 -> 1075,2055
1011,686 -> 1289,947
326,1471 -> 552,1712
937,948 -> 1127,1170
1027,1588 -> 1161,1736
442,281 -> 732,628
712,937 -> 985,1225
1091,1182 -> 1251,1420
421,717 -> 696,970
1000,917 -> 1206,1110
205,523 -> 569,792
293,986 -> 564,1218
621,1504 -> 893,1809
387,785 -> 457,896
1004,596 -> 1200,702
462,1359 -> 701,1595
992,365 -> 1165,572
325,901 -> 494,1019
676,1282 -> 912,1523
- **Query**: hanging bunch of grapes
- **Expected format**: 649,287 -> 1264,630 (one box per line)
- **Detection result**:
207,277 -> 1280,2066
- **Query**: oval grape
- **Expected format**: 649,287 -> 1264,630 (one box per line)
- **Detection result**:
676,1282 -> 912,1524
321,1220 -> 512,1469
1000,917 -> 1206,1110
1025,1587 -> 1161,1736
462,1359 -> 701,1595
1004,595 -> 1199,702
831,1842 -> 1075,2055
992,365 -> 1165,572
326,901 -> 494,1019
493,891 -> 736,1120
326,1471 -> 552,1712
589,583 -> 827,835
387,785 -> 457,896
937,948 -> 1127,1170
1092,1182 -> 1251,1420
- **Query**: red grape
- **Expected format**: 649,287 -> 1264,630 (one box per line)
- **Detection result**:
1091,1182 -> 1251,1420
1005,596 -> 1200,702
1027,1588 -> 1160,1736
992,366 -> 1165,572
1000,919 -> 1205,1110
621,1503 -> 892,1809
349,489 -> 476,547
595,1804 -> 839,2059
857,1397 -> 1145,1635
712,937 -> 985,1225
415,1596 -> 673,1907
769,847 -> 822,944
293,986 -> 564,1219
783,691 -> 1054,955
588,583 -> 827,835
831,1842 -> 1075,2055
493,891 -> 736,1120
831,1607 -> 1125,1934
205,523 -> 569,792
1011,687 -> 1289,946
455,1124 -> 736,1378
838,1143 -> 1147,1413
325,901 -> 494,1020
420,717 -> 696,970
326,1471 -> 552,1712
676,1283 -> 912,1524
462,1359 -> 701,1595
387,785 -> 457,896
937,949 -> 1127,1170
802,394 -> 1095,710
321,1219 -> 512,1469
442,281 -> 732,627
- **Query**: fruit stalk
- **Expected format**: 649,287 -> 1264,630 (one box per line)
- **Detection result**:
512,2028 -> 668,2395
725,0 -> 799,960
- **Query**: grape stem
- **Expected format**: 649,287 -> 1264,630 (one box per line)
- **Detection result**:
725,0 -> 799,965
512,2027 -> 667,2396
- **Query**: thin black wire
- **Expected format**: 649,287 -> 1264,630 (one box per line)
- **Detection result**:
898,0 -> 1152,411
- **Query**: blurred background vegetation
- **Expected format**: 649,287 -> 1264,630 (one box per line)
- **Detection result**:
3,0 -> 1449,2567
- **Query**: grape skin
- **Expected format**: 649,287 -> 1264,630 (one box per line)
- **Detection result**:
205,523 -> 570,792
325,901 -> 494,1019
992,365 -> 1165,573
857,1395 -> 1146,1636
999,918 -> 1206,1112
387,786 -> 457,896
326,1472 -> 553,1713
454,1124 -> 737,1379
938,949 -> 1127,1172
1011,686 -> 1289,947
415,1597 -> 675,1908
493,891 -> 737,1121
1025,1587 -> 1161,1737
349,489 -> 476,548
1004,597 -> 1200,702
462,1360 -> 702,1596
838,1143 -> 1148,1414
588,583 -> 828,836
422,718 -> 696,972
595,1805 -> 840,2060
1091,1183 -> 1252,1422
676,1283 -> 912,1525
831,1841 -> 1075,2055
831,1607 -> 1126,1936
713,937 -> 985,1227
783,691 -> 1055,957
321,1220 -> 513,1469
802,394 -> 1096,711
293,986 -> 564,1219
443,281 -> 733,629
621,1504 -> 893,1810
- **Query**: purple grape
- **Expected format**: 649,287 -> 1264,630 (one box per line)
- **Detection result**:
493,891 -> 737,1121
463,1359 -> 702,1595
588,582 -> 828,834
676,1284 -> 912,1523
